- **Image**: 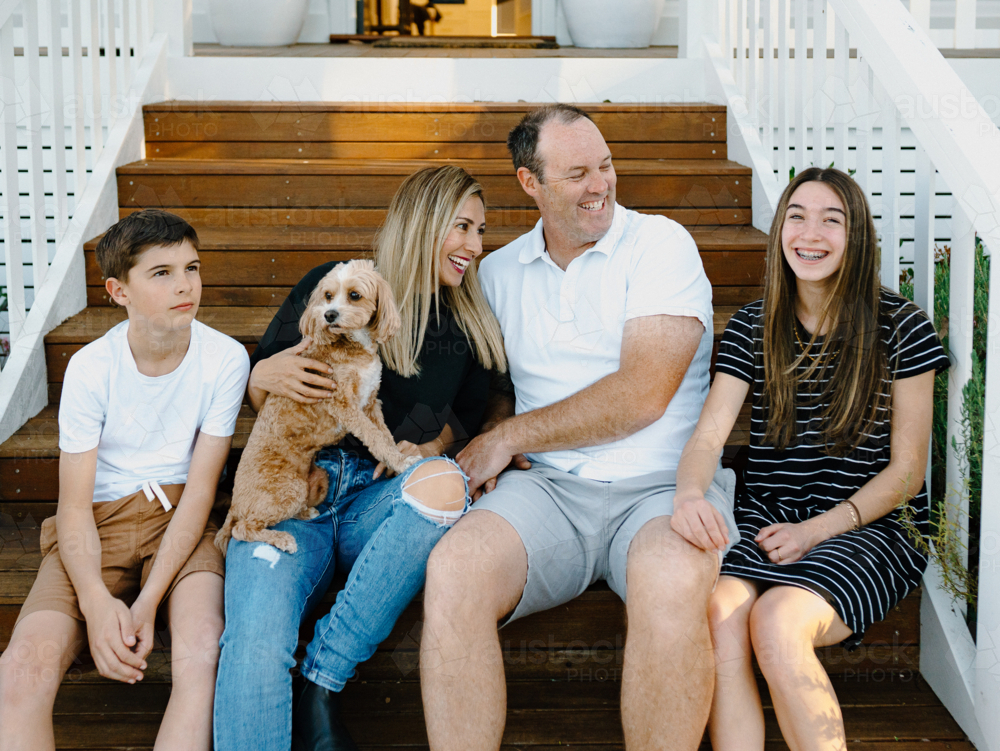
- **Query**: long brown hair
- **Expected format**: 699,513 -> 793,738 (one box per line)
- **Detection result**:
762,167 -> 889,455
374,166 -> 507,377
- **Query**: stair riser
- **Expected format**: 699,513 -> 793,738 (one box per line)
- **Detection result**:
148,141 -> 726,161
81,250 -> 765,296
118,174 -> 751,210
119,206 -> 754,228
143,111 -> 726,145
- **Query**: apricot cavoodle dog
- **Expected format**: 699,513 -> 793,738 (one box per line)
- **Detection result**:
216,260 -> 418,555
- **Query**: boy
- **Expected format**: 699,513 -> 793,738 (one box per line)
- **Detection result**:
0,210 -> 250,751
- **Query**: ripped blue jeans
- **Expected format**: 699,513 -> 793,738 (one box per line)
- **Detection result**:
213,450 -> 469,751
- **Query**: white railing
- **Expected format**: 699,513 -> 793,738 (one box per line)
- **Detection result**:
705,0 -> 1000,747
908,0 -> 1000,49
0,0 -> 168,442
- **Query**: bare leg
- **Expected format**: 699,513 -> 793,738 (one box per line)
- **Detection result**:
750,586 -> 853,751
402,459 -> 467,523
155,572 -> 225,751
420,509 -> 527,751
0,611 -> 86,751
708,575 -> 764,751
620,516 -> 719,751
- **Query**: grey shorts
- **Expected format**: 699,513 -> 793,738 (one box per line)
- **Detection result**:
472,464 -> 739,624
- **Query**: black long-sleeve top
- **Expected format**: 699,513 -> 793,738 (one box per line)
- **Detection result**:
249,261 -> 491,462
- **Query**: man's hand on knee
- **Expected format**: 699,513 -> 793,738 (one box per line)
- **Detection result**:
457,429 -> 521,498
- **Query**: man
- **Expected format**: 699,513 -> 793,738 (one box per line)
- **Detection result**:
419,104 -> 739,750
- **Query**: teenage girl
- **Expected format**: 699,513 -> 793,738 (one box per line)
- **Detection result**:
673,167 -> 949,751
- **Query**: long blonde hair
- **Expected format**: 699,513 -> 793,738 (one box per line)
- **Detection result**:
762,167 -> 889,455
374,166 -> 507,377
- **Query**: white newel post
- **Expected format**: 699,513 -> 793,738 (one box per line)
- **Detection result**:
156,0 -> 193,56
680,0 -> 714,58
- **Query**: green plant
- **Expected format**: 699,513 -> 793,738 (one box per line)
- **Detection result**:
899,240 -> 987,619
788,162 -> 857,181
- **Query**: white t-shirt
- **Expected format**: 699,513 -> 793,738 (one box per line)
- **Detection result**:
58,319 -> 251,503
478,204 -> 713,482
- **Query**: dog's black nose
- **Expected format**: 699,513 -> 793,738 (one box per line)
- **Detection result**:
325,310 -> 339,324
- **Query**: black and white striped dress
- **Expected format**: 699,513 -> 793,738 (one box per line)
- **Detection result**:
716,291 -> 950,647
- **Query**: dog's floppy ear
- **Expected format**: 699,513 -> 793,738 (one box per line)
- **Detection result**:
299,283 -> 326,342
370,271 -> 402,343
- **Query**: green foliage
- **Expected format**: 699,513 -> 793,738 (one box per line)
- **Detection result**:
788,162 -> 857,181
899,240 -> 988,613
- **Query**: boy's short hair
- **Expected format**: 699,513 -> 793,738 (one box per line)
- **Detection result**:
95,209 -> 199,282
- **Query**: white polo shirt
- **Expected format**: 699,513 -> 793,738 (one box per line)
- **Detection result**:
478,204 -> 713,481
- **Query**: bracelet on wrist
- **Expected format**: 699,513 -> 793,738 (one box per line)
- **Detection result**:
838,500 -> 862,531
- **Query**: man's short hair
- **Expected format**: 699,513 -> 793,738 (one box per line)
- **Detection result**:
96,209 -> 199,282
507,104 -> 594,183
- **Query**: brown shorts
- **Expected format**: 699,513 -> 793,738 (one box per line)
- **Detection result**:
15,484 -> 226,629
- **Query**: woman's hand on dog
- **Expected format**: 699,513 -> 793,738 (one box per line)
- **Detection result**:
248,338 -> 337,408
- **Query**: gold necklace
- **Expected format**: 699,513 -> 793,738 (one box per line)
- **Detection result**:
794,322 -> 837,362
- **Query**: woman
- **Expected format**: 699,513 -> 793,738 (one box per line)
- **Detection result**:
213,166 -> 506,751
672,167 -> 949,751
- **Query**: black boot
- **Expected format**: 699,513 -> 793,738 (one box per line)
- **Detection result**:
291,676 -> 360,751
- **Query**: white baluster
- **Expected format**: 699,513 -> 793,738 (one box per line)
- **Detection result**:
104,0 -> 117,130
132,0 -> 144,62
121,0 -> 130,85
1,16 -> 26,347
812,0 -> 827,170
70,0 -> 87,198
794,0 -> 807,173
736,0 -> 745,92
725,0 -> 733,73
878,83 -> 899,290
45,0 -> 69,240
853,57 -> 870,195
748,0 -> 758,130
946,201 -> 976,601
89,0 -> 103,158
23,0 -> 49,289
832,14 -> 848,171
954,0 -> 976,49
913,143 -> 936,321
761,0 -> 773,163
777,0 -> 789,182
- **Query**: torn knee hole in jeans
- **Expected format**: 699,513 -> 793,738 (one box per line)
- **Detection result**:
402,469 -> 467,525
252,544 -> 281,568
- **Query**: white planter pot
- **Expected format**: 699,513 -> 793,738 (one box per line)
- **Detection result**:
208,0 -> 310,46
560,0 -> 666,48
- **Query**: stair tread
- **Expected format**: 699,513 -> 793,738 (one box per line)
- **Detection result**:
83,224 -> 768,252
1,403 -> 753,458
118,157 -> 752,176
145,101 -> 729,113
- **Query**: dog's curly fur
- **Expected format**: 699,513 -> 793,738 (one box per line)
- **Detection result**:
215,260 -> 417,555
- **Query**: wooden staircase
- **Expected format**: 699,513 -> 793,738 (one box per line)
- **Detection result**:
0,102 -> 969,749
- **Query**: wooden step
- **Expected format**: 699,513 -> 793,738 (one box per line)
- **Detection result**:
37,668 -> 962,750
82,224 -> 766,306
119,205 -> 755,228
143,102 -> 727,147
117,158 -> 751,210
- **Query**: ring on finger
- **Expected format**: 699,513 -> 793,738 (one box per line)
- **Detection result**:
776,549 -> 782,562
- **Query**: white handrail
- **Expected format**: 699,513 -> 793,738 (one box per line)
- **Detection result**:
0,0 -> 165,437
706,0 -> 1000,746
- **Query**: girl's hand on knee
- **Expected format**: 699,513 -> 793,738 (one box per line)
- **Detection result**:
756,522 -> 820,564
671,495 -> 729,552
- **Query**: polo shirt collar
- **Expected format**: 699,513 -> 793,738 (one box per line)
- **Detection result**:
517,203 -> 627,265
